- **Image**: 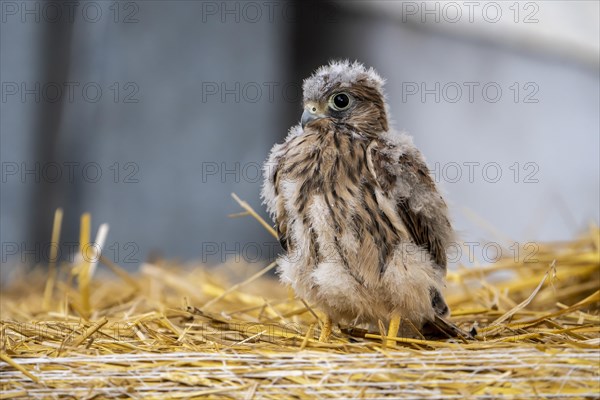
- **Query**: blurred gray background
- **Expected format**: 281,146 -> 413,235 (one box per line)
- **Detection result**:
1,1 -> 598,278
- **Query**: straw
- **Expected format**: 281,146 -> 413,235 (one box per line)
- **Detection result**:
0,204 -> 598,398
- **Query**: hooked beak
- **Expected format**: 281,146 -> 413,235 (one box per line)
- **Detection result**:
301,107 -> 327,128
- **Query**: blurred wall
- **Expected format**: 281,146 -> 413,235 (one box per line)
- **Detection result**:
1,1 -> 598,279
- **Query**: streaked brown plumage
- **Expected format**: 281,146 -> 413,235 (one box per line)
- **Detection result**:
262,61 -> 454,335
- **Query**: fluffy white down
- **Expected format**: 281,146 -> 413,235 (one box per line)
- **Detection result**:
302,60 -> 385,102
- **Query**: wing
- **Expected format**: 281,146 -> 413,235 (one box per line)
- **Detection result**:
261,141 -> 289,252
272,167 -> 289,251
395,153 -> 451,268
371,140 -> 453,272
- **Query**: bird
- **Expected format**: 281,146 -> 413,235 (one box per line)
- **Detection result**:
261,60 -> 455,343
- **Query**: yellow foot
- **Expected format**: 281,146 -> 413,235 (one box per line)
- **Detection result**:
387,315 -> 401,347
319,315 -> 332,342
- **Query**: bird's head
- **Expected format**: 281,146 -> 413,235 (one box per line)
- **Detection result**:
301,60 -> 389,135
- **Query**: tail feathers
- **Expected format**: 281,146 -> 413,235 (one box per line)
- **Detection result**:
422,315 -> 475,341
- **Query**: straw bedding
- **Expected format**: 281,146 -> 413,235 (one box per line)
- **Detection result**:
1,203 -> 598,399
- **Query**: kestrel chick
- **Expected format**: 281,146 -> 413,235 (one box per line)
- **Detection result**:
262,60 -> 454,341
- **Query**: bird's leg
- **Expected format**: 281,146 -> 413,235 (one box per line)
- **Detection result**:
319,315 -> 332,342
387,315 -> 401,347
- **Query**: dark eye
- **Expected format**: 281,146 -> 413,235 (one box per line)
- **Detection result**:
330,93 -> 351,111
